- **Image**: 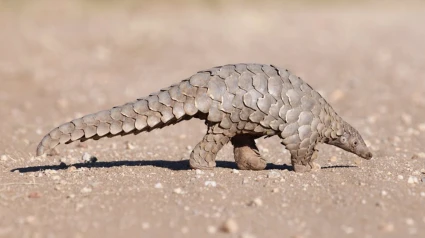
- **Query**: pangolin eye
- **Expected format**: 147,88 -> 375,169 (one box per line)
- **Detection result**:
353,141 -> 358,146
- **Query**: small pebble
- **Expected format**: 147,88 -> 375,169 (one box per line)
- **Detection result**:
329,156 -> 338,162
141,222 -> 150,230
81,153 -> 97,163
207,226 -> 217,234
397,175 -> 404,180
406,218 -> 415,226
375,201 -> 384,208
271,188 -> 280,193
411,154 -> 419,160
367,116 -> 376,124
231,169 -> 240,174
0,154 -> 8,161
401,113 -> 412,125
25,216 -> 36,225
154,183 -> 163,189
173,188 -> 184,194
195,169 -> 204,175
249,197 -> 263,207
330,89 -> 345,102
181,227 -> 189,234
240,232 -> 257,238
418,123 -> 425,132
381,190 -> 388,196
267,171 -> 281,179
80,187 -> 92,193
67,194 -> 75,199
341,225 -> 354,234
379,223 -> 394,232
220,218 -> 238,233
125,141 -> 136,150
36,128 -> 43,135
408,176 -> 419,184
205,181 -> 217,187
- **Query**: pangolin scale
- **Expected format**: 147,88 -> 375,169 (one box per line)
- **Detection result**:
36,63 -> 372,172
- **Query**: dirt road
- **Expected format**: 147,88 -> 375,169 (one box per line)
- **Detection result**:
1,1 -> 425,237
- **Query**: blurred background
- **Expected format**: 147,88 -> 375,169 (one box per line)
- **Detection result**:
1,0 -> 424,153
1,0 -> 425,237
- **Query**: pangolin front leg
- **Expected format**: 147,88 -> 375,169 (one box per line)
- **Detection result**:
231,135 -> 267,170
285,140 -> 321,173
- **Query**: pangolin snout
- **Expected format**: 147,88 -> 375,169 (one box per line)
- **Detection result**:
362,151 -> 373,160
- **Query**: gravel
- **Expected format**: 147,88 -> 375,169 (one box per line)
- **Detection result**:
408,176 -> 419,184
81,153 -> 97,163
220,218 -> 239,234
248,198 -> 263,207
204,181 -> 217,187
0,154 -> 8,161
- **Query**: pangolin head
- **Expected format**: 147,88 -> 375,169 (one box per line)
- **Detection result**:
327,122 -> 373,160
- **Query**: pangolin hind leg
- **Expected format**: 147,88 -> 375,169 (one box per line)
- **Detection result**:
189,124 -> 232,169
231,134 -> 267,170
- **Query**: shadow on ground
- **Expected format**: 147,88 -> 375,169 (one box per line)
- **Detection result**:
11,160 -> 356,173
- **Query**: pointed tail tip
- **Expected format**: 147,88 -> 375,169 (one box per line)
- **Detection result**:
36,143 -> 45,157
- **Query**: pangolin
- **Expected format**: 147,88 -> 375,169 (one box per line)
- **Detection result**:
36,63 -> 372,172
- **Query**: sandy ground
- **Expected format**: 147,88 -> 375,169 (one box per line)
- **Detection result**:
1,0 -> 425,237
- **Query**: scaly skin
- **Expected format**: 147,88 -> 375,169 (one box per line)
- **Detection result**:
36,63 -> 372,172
